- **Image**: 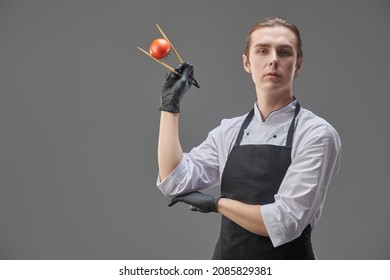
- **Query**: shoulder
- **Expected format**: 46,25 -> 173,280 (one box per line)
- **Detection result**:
207,111 -> 249,147
219,113 -> 248,132
207,111 -> 248,135
295,107 -> 341,147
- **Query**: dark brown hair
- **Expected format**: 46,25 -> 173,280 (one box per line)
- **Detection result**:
244,17 -> 303,59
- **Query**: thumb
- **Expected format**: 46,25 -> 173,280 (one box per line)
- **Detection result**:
168,197 -> 181,207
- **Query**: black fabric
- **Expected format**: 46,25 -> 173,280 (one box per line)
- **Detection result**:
160,62 -> 193,113
212,102 -> 315,259
168,191 -> 223,213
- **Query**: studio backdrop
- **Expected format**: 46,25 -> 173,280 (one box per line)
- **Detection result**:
0,0 -> 389,259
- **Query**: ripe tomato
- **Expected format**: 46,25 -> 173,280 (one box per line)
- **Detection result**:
149,38 -> 171,59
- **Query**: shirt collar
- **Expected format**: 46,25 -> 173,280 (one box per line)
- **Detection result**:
253,99 -> 297,124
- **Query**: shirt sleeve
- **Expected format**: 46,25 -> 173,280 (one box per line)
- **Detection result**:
261,122 -> 342,247
156,127 -> 221,198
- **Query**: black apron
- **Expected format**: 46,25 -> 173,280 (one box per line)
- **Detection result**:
212,102 -> 315,260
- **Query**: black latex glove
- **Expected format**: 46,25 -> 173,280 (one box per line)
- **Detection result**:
168,191 -> 224,213
160,62 -> 194,113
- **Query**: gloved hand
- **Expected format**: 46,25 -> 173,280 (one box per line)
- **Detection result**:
160,62 -> 194,113
168,191 -> 224,213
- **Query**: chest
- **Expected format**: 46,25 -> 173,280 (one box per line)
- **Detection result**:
240,119 -> 292,146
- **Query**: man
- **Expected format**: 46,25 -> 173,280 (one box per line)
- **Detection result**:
156,17 -> 341,259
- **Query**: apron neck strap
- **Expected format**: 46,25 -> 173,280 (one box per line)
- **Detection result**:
234,109 -> 254,147
286,101 -> 301,148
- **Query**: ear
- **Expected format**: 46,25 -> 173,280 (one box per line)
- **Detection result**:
242,54 -> 251,73
294,57 -> 304,77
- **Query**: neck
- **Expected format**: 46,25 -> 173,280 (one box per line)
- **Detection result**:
256,90 -> 294,121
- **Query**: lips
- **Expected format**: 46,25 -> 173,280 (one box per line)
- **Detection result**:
265,72 -> 281,77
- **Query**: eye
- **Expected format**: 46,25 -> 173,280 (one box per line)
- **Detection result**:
256,48 -> 267,54
279,49 -> 293,56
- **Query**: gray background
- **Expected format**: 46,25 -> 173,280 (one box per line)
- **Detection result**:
0,0 -> 389,259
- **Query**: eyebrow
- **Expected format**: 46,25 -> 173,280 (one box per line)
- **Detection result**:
253,43 -> 294,49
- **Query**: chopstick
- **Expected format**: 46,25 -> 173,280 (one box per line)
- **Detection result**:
137,24 -> 200,88
137,47 -> 178,74
156,24 -> 184,64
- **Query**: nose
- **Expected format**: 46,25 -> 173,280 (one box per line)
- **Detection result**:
269,50 -> 278,66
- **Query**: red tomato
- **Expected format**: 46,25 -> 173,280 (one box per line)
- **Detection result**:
149,38 -> 171,59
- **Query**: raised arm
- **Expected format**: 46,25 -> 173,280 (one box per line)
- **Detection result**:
158,112 -> 182,180
157,63 -> 194,181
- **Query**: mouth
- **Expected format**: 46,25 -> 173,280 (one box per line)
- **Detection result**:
264,72 -> 281,77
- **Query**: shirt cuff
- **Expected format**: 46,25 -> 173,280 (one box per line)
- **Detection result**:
156,156 -> 188,198
261,203 -> 287,247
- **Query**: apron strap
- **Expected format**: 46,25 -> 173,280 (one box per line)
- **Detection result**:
286,102 -> 301,148
234,101 -> 301,148
234,108 -> 254,147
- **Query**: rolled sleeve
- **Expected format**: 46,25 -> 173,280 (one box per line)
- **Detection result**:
261,203 -> 287,247
156,156 -> 189,198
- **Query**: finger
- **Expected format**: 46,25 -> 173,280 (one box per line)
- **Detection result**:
180,63 -> 194,79
174,63 -> 183,71
167,198 -> 181,207
189,206 -> 200,212
165,70 -> 177,81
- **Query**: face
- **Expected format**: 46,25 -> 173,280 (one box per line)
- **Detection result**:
243,26 -> 303,96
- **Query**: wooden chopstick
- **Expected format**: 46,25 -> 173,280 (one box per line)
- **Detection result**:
156,24 -> 184,64
137,25 -> 200,88
155,24 -> 199,88
137,47 -> 178,74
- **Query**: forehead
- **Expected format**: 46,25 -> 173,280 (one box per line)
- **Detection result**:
250,26 -> 297,49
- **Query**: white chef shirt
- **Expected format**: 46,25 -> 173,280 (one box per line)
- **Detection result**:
157,100 -> 342,247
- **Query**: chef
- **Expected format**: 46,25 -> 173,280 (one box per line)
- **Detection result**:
156,17 -> 341,259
